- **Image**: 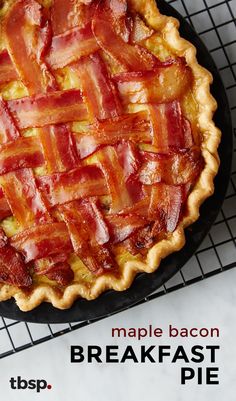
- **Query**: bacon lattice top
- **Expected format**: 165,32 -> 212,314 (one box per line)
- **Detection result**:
0,0 -> 204,288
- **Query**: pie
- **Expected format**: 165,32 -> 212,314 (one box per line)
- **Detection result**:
0,0 -> 220,311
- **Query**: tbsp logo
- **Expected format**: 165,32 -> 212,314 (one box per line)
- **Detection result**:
10,376 -> 52,392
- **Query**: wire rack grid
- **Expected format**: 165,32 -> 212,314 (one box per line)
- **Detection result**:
0,0 -> 235,360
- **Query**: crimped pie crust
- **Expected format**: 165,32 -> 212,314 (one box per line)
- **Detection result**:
0,0 -> 221,311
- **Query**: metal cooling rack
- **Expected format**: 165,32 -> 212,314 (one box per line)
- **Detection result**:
0,0 -> 235,359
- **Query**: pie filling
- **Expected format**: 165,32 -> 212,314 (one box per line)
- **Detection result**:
0,0 -> 204,294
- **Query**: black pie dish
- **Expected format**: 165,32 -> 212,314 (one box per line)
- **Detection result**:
0,0 -> 233,323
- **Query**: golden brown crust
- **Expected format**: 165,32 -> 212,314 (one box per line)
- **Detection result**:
0,0 -> 221,311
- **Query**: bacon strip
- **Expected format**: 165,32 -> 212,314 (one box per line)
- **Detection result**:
0,227 -> 7,247
97,147 -> 128,213
77,199 -> 110,245
0,50 -> 18,85
0,136 -> 44,175
92,4 -> 157,71
96,0 -> 133,43
35,254 -> 74,286
116,143 -> 145,216
118,196 -> 150,218
149,183 -> 184,232
59,200 -> 115,274
51,0 -> 94,35
0,243 -> 32,287
10,222 -> 73,262
0,97 -> 20,144
122,222 -> 164,255
43,262 -> 74,285
60,199 -> 109,246
0,168 -> 51,228
37,165 -> 108,207
139,149 -> 203,186
51,0 -> 81,34
7,89 -> 88,129
4,0 -> 57,95
116,141 -> 141,179
73,52 -> 122,120
149,101 -> 194,151
106,213 -> 147,243
0,188 -> 11,220
46,24 -> 99,69
114,59 -> 193,104
121,184 -> 185,253
39,125 -> 78,173
97,144 -> 143,213
35,253 -> 68,272
75,111 -> 151,158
